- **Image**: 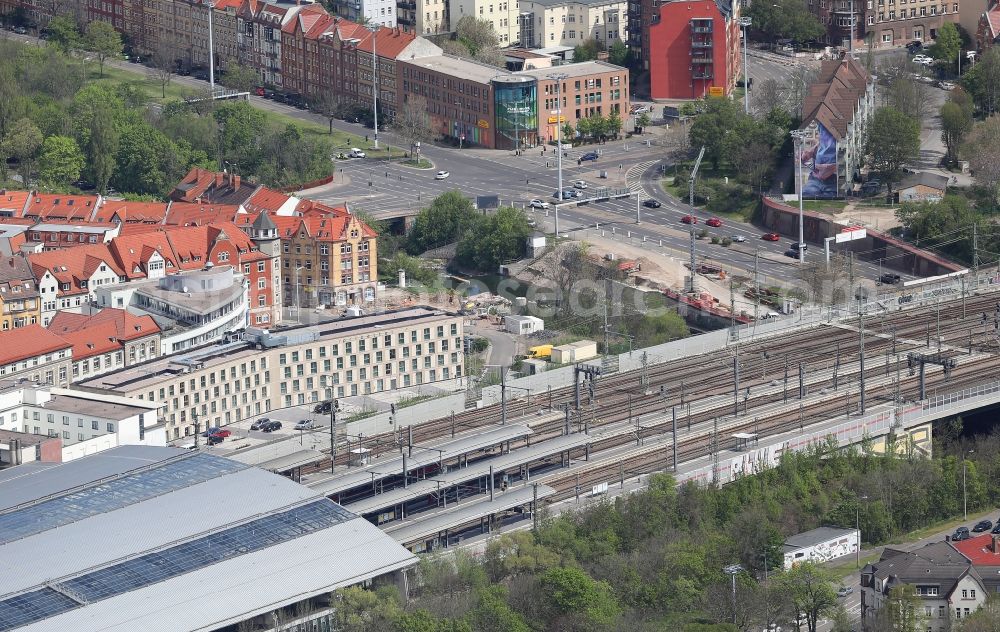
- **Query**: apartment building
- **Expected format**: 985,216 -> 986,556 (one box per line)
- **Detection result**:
47,308 -> 160,382
237,0 -> 306,87
517,0 -> 628,48
452,0 -> 520,44
28,244 -> 125,313
519,60 -> 629,142
865,0 -> 961,45
78,307 -> 464,439
396,0 -> 450,34
0,324 -> 73,386
400,55 -> 500,147
214,0 -> 243,67
274,213 -> 378,308
331,0 -> 397,27
646,0 -> 741,99
0,255 -> 40,331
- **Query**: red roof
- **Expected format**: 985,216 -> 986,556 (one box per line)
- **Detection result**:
159,223 -> 259,270
0,324 -> 72,366
23,194 -> 100,221
242,188 -> 292,214
0,190 -> 30,216
48,308 -> 159,360
92,200 -> 169,224
27,244 -> 124,296
212,0 -> 241,10
353,25 -> 417,59
107,231 -> 179,280
164,203 -> 244,227
988,5 -> 1000,39
293,199 -> 349,217
952,534 -> 1000,566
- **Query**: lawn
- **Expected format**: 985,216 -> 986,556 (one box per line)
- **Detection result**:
95,62 -> 402,155
799,199 -> 850,213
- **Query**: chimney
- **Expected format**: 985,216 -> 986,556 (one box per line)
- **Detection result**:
992,534 -> 1000,554
215,172 -> 224,187
233,175 -> 241,190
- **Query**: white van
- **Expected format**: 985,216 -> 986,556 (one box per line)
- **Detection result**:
348,148 -> 366,158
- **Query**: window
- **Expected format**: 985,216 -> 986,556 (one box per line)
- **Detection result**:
91,420 -> 99,430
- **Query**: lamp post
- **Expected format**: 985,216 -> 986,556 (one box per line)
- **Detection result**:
856,494 -> 868,567
547,72 -> 568,239
723,564 -> 742,625
739,16 -> 752,114
790,129 -> 808,263
207,1 -> 216,95
367,24 -> 380,150
964,449 -> 974,520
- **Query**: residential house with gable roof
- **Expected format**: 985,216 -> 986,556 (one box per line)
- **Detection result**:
28,245 -> 125,314
91,200 -> 170,225
0,190 -> 31,218
237,0 -> 306,87
280,3 -> 335,99
0,255 -> 41,331
861,541 -> 987,629
0,324 -> 73,386
21,193 -> 102,222
977,0 -> 1000,49
48,308 -> 161,381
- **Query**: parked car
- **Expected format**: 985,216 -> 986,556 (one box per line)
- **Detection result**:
207,434 -> 224,445
573,180 -> 588,189
879,273 -> 902,285
680,215 -> 697,224
580,151 -> 599,161
254,86 -> 266,96
294,419 -> 314,430
313,401 -> 333,414
789,242 -> 808,251
732,235 -> 747,243
784,249 -> 801,258
643,199 -> 662,208
761,233 -> 781,241
706,217 -> 722,227
529,199 -> 550,209
953,526 -> 971,541
348,148 -> 366,158
837,586 -> 854,598
630,104 -> 651,114
261,420 -> 283,433
250,417 -> 271,430
434,170 -> 450,180
912,54 -> 934,65
209,429 -> 232,439
991,522 -> 1000,534
906,40 -> 924,54
974,520 -> 994,532
553,189 -> 576,200
201,426 -> 220,437
13,26 -> 26,34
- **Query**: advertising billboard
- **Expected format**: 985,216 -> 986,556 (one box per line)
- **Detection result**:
798,122 -> 839,199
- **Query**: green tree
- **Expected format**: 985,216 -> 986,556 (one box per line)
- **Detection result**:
961,46 -> 1000,114
940,100 -> 972,164
636,112 -> 652,132
608,40 -> 629,66
407,190 -> 479,253
607,112 -> 623,138
219,61 -> 259,93
2,118 -> 43,185
465,586 -> 531,632
929,22 -> 961,68
561,122 -> 575,142
455,206 -> 532,272
87,108 -> 119,193
777,562 -> 838,632
38,135 -> 84,188
873,584 -> 924,632
747,0 -> 824,44
865,107 -> 920,201
962,115 -> 1000,208
454,17 -> 499,56
46,16 -> 81,53
572,38 -> 604,62
538,566 -> 620,627
84,21 -> 122,78
689,96 -> 742,169
331,586 -> 401,632
214,100 -> 267,176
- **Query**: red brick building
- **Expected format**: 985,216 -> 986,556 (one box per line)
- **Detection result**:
978,1 -> 1000,49
647,0 -> 741,100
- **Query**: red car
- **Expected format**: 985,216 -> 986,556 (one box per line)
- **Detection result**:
706,217 -> 723,227
761,233 -> 781,241
681,215 -> 698,224
209,429 -> 232,439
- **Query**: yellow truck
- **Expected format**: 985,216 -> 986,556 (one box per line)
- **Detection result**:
527,344 -> 553,360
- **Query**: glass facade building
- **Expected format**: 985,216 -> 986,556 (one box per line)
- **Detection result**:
492,76 -> 538,151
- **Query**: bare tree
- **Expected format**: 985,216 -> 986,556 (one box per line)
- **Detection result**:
753,77 -> 790,116
788,66 -> 818,119
149,45 -> 175,99
963,116 -> 1000,209
310,90 -> 344,134
394,95 -> 434,152
885,73 -> 935,124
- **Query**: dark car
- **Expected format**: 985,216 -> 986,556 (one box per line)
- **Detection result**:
991,522 -> 1000,534
201,426 -> 220,437
784,249 -> 801,258
314,401 -> 332,414
974,520 -> 994,533
250,417 -> 271,431
13,26 -> 26,34
906,40 -> 924,54
580,151 -> 599,161
206,434 -> 224,446
953,526 -> 971,541
643,199 -> 662,208
879,273 -> 901,285
261,420 -> 283,433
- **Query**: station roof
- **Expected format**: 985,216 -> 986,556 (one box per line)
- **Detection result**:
384,484 -> 555,545
309,424 -> 533,497
227,438 -> 325,472
0,445 -> 415,632
344,432 -> 589,516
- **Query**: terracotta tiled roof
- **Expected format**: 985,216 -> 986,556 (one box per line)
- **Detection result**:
353,25 -> 418,59
0,190 -> 30,217
92,200 -> 169,224
988,5 -> 1000,39
243,188 -> 293,214
107,231 -> 179,280
48,308 -> 159,360
293,200 -> 349,217
158,222 -> 259,270
23,194 -> 100,221
28,244 -> 124,296
0,324 -> 72,366
164,203 -> 244,227
213,0 -> 242,9
801,58 -> 871,141
0,255 -> 39,297
280,215 -> 378,242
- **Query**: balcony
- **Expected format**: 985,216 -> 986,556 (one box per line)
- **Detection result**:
397,16 -> 414,24
398,0 -> 415,8
692,72 -> 713,79
691,55 -> 713,63
691,39 -> 713,48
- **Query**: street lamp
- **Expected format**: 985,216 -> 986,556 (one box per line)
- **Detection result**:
723,564 -> 742,625
547,72 -> 568,239
963,449 -> 975,520
856,494 -> 868,567
367,24 -> 380,150
739,16 -> 752,114
790,128 -> 809,264
207,1 -> 216,95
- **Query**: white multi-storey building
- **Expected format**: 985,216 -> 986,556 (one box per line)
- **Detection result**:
517,0 -> 628,48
